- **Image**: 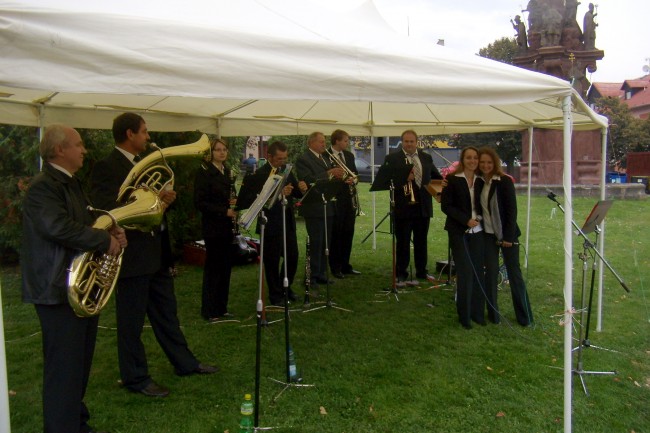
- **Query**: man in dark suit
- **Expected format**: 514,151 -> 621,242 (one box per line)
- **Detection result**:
327,129 -> 361,279
250,141 -> 307,305
382,129 -> 443,283
90,113 -> 217,398
295,131 -> 345,286
22,124 -> 126,433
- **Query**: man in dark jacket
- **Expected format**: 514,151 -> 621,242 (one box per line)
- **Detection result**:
382,130 -> 442,282
21,124 -> 126,433
90,113 -> 217,398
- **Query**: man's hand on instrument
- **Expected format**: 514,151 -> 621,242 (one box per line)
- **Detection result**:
282,184 -> 294,196
109,226 -> 128,249
328,167 -> 345,180
159,189 -> 176,208
298,181 -> 308,193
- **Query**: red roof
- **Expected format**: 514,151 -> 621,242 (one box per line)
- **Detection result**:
590,82 -> 624,98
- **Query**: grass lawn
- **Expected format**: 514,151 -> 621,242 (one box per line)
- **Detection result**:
2,189 -> 649,433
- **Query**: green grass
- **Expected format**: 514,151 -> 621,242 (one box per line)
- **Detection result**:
2,190 -> 650,433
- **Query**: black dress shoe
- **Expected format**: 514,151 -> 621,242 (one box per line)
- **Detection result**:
344,269 -> 361,275
333,271 -> 345,279
137,381 -> 170,397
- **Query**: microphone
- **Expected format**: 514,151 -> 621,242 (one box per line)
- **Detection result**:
496,240 -> 519,246
546,188 -> 558,203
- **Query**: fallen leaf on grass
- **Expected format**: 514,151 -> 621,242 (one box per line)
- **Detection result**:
8,390 -> 16,396
496,411 -> 506,418
320,406 -> 328,415
486,366 -> 493,371
634,381 -> 641,387
369,404 -> 374,413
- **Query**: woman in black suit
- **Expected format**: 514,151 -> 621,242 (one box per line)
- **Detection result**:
476,147 -> 533,326
193,138 -> 237,321
441,146 -> 486,329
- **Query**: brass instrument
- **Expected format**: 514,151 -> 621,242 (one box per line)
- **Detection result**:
67,188 -> 164,317
325,148 -> 364,216
67,135 -> 211,317
117,134 -> 211,203
303,235 -> 311,305
404,156 -> 417,204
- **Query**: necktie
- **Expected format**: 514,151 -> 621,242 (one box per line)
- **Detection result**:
133,154 -> 141,164
410,153 -> 422,187
337,152 -> 346,166
269,167 -> 276,177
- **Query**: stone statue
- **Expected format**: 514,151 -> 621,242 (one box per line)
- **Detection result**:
583,3 -> 598,50
564,0 -> 581,26
522,0 -> 543,33
541,7 -> 563,46
511,15 -> 528,52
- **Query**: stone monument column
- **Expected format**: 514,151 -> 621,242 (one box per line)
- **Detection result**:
514,1 -> 604,185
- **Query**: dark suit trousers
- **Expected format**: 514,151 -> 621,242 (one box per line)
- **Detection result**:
35,304 -> 98,433
329,211 -> 355,273
304,216 -> 333,281
448,231 -> 486,327
263,231 -> 298,303
202,235 -> 233,318
116,271 -> 198,390
484,233 -> 534,325
395,216 -> 429,278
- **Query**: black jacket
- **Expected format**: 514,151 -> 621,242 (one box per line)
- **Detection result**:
90,148 -> 171,278
22,164 -> 111,304
475,175 -> 521,242
193,161 -> 236,239
295,149 -> 338,219
441,173 -> 475,235
383,149 -> 442,219
252,163 -> 302,235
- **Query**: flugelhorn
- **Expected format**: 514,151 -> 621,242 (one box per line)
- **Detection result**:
325,149 -> 364,215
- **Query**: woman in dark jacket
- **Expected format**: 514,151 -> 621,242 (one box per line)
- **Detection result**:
476,147 -> 533,326
441,146 -> 486,329
193,138 -> 237,321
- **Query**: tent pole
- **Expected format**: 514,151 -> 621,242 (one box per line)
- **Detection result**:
596,127 -> 608,331
371,135 -> 377,250
562,95 -> 574,433
0,280 -> 11,433
525,126 -> 534,268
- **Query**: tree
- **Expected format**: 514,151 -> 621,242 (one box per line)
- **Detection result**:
477,37 -> 518,65
594,96 -> 650,166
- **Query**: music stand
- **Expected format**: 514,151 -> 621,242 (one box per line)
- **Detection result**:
301,179 -> 353,313
237,175 -> 283,428
547,194 -> 630,396
363,162 -> 413,300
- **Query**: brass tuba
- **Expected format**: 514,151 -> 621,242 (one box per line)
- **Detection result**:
67,134 -> 211,317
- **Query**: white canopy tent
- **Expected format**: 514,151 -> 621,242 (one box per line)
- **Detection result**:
0,1 -> 609,432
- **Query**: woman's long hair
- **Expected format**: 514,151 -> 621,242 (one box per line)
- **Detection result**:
206,137 -> 229,163
478,146 -> 506,178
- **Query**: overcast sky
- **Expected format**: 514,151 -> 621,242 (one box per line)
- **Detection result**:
372,0 -> 649,84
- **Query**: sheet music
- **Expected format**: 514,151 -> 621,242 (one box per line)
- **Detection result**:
238,174 -> 282,230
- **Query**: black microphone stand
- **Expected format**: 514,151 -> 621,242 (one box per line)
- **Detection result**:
546,191 -> 630,396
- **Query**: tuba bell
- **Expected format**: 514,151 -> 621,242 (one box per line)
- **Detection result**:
67,134 -> 211,317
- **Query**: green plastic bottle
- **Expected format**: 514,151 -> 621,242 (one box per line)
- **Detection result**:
239,393 -> 254,433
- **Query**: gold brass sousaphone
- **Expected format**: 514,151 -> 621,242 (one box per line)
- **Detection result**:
67,134 -> 211,317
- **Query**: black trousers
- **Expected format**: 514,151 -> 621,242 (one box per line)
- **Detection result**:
202,235 -> 234,318
329,210 -> 356,273
263,230 -> 299,303
448,230 -> 486,327
395,216 -> 430,278
35,304 -> 98,433
304,216 -> 333,281
484,233 -> 534,325
116,270 -> 198,390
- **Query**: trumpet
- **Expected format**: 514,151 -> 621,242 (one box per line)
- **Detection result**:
325,149 -> 364,216
404,157 -> 417,204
